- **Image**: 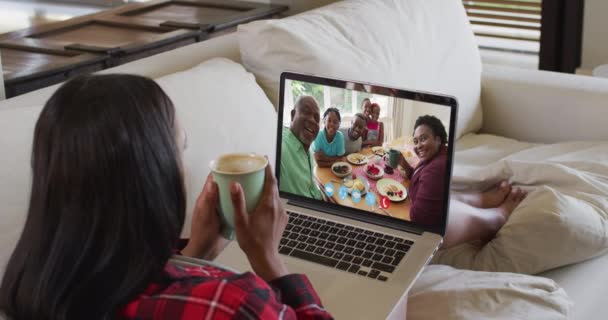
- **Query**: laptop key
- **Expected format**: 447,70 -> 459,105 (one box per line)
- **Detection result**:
385,241 -> 396,249
290,249 -> 339,268
368,270 -> 380,279
362,259 -> 373,267
310,230 -> 320,237
302,221 -> 312,228
364,230 -> 374,235
347,232 -> 357,239
365,244 -> 377,251
282,231 -> 290,238
293,219 -> 304,226
362,251 -> 373,259
354,227 -> 364,233
325,242 -> 335,249
394,237 -> 404,243
372,254 -> 383,262
280,238 -> 288,245
383,235 -> 394,240
292,226 -> 302,233
297,243 -> 307,250
385,249 -> 396,256
314,247 -> 325,255
382,256 -> 393,264
346,239 -> 357,247
320,225 -> 330,232
316,239 -> 326,247
375,247 -> 386,255
343,247 -> 354,254
285,224 -> 293,231
391,252 -> 405,266
355,242 -> 367,249
353,249 -> 364,256
305,245 -> 316,252
328,235 -> 339,242
405,240 -> 415,246
306,237 -> 317,244
356,234 -> 367,241
345,225 -> 354,231
297,235 -> 308,242
334,252 -> 344,260
319,232 -> 330,239
330,227 -> 339,234
377,276 -> 388,282
279,246 -> 292,255
375,238 -> 387,246
395,243 -> 411,252
358,270 -> 368,276
337,237 -> 348,244
338,229 -> 348,236
337,261 -> 350,271
324,250 -> 335,257
365,236 -> 377,243
374,232 -> 383,238
287,240 -> 298,247
301,228 -> 311,235
336,223 -> 345,228
343,255 -> 354,262
372,262 -> 395,273
311,223 -> 321,230
348,264 -> 360,273
289,233 -> 299,240
353,257 -> 364,265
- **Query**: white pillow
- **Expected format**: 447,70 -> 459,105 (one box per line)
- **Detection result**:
155,58 -> 277,236
238,0 -> 483,139
406,265 -> 572,320
434,134 -> 608,275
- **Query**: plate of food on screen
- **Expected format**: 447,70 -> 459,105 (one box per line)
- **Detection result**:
346,153 -> 368,165
331,162 -> 352,178
371,146 -> 387,156
377,178 -> 407,202
365,163 -> 384,180
343,175 -> 369,196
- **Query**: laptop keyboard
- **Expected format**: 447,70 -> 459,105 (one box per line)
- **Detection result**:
279,211 -> 414,282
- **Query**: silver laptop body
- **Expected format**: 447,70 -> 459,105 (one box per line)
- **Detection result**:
217,72 -> 458,319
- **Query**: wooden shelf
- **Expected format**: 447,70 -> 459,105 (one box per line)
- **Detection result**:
1,0 -> 288,98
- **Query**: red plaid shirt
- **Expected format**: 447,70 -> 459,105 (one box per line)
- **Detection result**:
119,260 -> 333,319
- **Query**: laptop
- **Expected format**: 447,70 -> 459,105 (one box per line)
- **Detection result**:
216,72 -> 458,319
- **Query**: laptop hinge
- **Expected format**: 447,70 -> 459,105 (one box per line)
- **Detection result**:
287,198 -> 424,236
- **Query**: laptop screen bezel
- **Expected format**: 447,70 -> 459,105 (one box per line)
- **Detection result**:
276,71 -> 457,236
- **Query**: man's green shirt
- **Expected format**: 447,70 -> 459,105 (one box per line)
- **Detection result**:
279,127 -> 322,200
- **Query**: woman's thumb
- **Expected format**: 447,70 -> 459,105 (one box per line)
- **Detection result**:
231,182 -> 249,229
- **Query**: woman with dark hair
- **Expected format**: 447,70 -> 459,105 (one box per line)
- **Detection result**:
313,107 -> 345,168
396,115 -> 526,248
0,74 -> 333,320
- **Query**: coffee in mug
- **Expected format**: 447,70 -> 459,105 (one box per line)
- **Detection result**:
210,153 -> 268,239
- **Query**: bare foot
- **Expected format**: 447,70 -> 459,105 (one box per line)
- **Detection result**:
496,187 -> 527,221
479,181 -> 512,208
455,180 -> 511,209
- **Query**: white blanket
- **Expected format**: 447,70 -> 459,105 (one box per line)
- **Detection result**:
407,265 -> 572,320
433,134 -> 608,274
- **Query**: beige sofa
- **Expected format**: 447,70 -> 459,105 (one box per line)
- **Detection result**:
1,1 -> 608,319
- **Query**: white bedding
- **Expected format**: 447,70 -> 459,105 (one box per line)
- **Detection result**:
407,265 -> 572,320
432,133 -> 608,320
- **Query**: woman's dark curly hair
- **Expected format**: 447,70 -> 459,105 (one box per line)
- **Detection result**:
414,115 -> 448,145
323,107 -> 341,122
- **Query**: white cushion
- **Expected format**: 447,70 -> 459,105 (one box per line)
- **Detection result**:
433,134 -> 608,275
155,58 -> 277,236
238,0 -> 483,139
0,58 -> 277,274
0,104 -> 40,274
407,265 -> 572,320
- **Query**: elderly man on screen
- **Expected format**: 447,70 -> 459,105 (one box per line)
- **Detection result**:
279,96 -> 323,200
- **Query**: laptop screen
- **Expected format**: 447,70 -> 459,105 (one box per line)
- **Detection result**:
276,72 -> 457,235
